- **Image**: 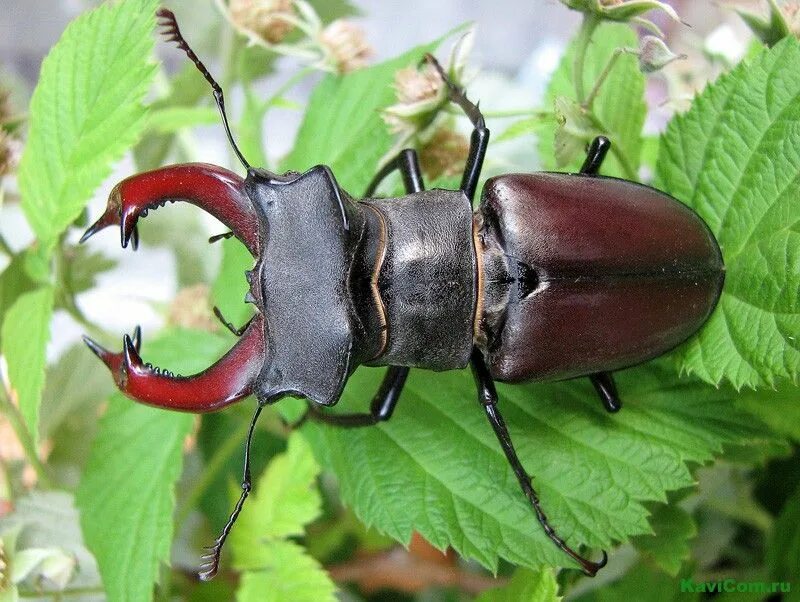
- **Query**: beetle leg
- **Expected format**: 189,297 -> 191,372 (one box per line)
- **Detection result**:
213,306 -> 253,338
199,400 -> 265,581
299,366 -> 409,428
589,372 -> 622,413
424,54 -> 489,202
580,136 -> 611,176
209,231 -> 234,244
365,149 -> 425,197
470,348 -> 608,577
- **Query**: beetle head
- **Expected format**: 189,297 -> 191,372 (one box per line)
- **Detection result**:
80,163 -> 267,412
80,162 -> 366,412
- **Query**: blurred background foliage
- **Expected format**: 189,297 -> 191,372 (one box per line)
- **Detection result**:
0,0 -> 798,600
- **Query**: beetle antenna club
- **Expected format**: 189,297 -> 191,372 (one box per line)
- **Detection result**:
156,8 -> 251,171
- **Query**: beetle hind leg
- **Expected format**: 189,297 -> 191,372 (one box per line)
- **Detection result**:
470,348 -> 608,577
580,136 -> 611,176
590,372 -> 622,413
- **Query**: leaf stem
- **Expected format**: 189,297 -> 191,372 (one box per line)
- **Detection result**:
573,15 -> 600,104
53,244 -> 109,340
481,109 -> 552,119
583,48 -> 636,111
264,66 -> 315,112
0,385 -> 53,489
0,231 -> 13,257
18,586 -> 107,598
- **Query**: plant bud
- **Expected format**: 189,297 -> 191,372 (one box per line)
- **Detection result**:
394,65 -> 444,105
638,35 -> 686,72
319,20 -> 373,73
0,131 -> 21,177
167,285 -> 219,332
419,127 -> 470,181
228,0 -> 295,44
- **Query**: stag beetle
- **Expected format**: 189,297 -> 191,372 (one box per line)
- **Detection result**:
80,9 -> 725,581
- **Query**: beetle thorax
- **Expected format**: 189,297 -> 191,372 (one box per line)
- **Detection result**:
361,190 -> 476,371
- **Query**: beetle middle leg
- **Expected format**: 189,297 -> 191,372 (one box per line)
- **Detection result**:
424,54 -> 489,202
580,136 -> 611,176
470,348 -> 608,577
578,136 -> 624,414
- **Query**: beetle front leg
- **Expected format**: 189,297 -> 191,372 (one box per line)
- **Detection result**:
301,366 -> 409,428
365,149 -> 425,197
470,348 -> 608,577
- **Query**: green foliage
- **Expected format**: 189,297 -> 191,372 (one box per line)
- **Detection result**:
657,37 -> 800,389
302,362 -> 771,573
282,40 -> 439,191
17,0 -> 158,254
76,330 -> 229,602
573,561 -> 698,602
0,491 -> 102,596
1,286 -> 54,443
0,252 -> 38,347
231,433 -> 337,602
767,482 -> 800,583
631,503 -> 696,575
476,568 -> 560,602
538,23 -> 646,178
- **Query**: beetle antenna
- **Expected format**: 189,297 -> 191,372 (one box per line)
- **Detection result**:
199,401 -> 264,580
156,8 -> 251,171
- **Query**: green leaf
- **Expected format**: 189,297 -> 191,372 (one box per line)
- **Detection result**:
767,482 -> 800,583
1,286 -> 54,443
212,237 -> 254,327
476,568 -> 561,602
302,362 -> 771,573
0,491 -> 102,594
133,62 -> 209,171
282,40 -> 440,192
572,561 -> 699,602
539,23 -> 645,179
231,433 -> 336,601
232,433 -> 322,557
58,246 -> 117,299
656,37 -> 800,388
76,329 -> 229,602
735,385 -> 800,443
18,0 -> 158,253
495,115 -> 550,143
0,253 -> 37,348
145,106 -> 219,135
631,503 -> 696,576
236,541 -> 336,602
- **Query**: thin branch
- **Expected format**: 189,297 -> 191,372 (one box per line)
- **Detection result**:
0,385 -> 53,489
